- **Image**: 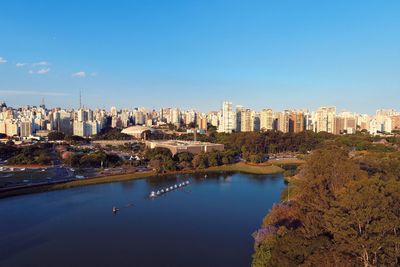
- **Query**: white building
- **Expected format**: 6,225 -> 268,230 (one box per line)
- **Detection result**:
260,108 -> 274,131
218,101 -> 236,133
315,106 -> 336,133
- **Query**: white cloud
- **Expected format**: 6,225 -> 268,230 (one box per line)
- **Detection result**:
37,68 -> 50,74
0,90 -> 68,96
16,63 -> 27,67
28,68 -> 51,74
33,61 -> 49,66
72,71 -> 86,78
0,57 -> 7,64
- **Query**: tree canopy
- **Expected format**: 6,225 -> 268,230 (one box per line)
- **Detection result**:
252,145 -> 400,267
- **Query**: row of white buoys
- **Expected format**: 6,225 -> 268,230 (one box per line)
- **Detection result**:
149,180 -> 190,198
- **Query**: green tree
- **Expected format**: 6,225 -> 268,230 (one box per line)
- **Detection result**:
192,154 -> 208,169
325,177 -> 400,266
207,152 -> 221,167
48,131 -> 65,141
175,152 -> 194,163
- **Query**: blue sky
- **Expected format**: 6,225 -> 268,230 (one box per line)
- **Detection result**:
0,0 -> 399,113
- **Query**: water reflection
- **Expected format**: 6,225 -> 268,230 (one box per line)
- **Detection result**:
0,172 -> 285,267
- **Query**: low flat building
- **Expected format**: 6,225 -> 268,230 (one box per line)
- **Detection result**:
121,126 -> 163,139
145,140 -> 224,155
92,140 -> 140,147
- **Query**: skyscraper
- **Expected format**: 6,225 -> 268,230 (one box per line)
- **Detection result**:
289,111 -> 305,133
20,121 -> 32,137
240,109 -> 252,132
315,106 -> 336,133
276,111 -> 290,133
260,109 -> 274,131
218,101 -> 236,133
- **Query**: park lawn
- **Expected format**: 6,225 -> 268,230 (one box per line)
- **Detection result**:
51,171 -> 157,190
54,162 -> 285,190
267,158 -> 306,165
205,162 -> 285,175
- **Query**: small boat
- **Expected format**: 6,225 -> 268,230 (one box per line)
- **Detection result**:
166,188 -> 169,192
174,185 -> 178,189
186,181 -> 190,185
170,186 -> 174,190
112,207 -> 119,213
149,191 -> 157,198
161,189 -> 165,193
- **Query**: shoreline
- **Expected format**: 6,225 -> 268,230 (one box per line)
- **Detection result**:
0,161 -> 303,199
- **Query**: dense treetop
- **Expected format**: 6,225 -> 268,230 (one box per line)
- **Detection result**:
252,144 -> 400,267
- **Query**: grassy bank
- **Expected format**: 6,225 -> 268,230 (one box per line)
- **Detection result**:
52,171 -> 157,190
203,162 -> 285,175
267,158 -> 305,165
3,164 -> 51,169
0,161 -> 302,198
0,171 -> 157,198
49,162 -> 286,191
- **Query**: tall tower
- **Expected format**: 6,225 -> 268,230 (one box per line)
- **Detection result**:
218,101 -> 236,133
79,89 -> 82,109
40,97 -> 45,109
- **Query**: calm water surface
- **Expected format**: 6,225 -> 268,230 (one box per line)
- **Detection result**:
0,172 -> 284,267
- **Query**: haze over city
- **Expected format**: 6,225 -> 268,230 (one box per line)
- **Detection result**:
1,0 -> 400,113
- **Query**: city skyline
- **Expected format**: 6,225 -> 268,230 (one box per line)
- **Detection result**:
1,98 -> 399,117
1,0 -> 400,113
2,2 -> 400,266
1,99 -> 400,139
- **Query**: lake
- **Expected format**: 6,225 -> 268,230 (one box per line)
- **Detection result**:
0,172 -> 285,267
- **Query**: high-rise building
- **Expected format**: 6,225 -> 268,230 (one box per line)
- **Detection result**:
335,112 -> 357,134
184,110 -> 196,126
111,116 -> 122,128
315,106 -> 336,133
77,109 -> 86,122
369,118 -> 383,134
134,111 -> 145,125
236,105 -> 245,132
20,121 -> 32,137
240,109 -> 252,132
384,117 -> 393,133
289,112 -> 305,133
171,108 -> 181,126
73,121 -> 85,136
391,115 -> 400,131
120,109 -> 130,128
252,111 -> 260,132
276,111 -> 290,133
5,120 -> 19,137
260,109 -> 274,131
208,112 -> 219,127
358,114 -> 371,132
110,106 -> 117,117
196,114 -> 208,130
218,101 -> 236,133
